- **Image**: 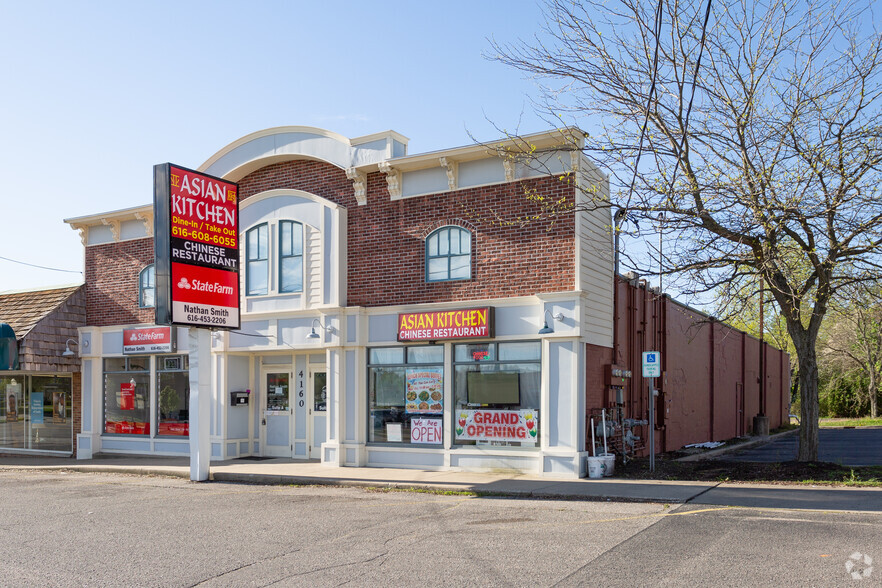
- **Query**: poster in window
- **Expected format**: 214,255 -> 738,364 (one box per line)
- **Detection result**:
120,382 -> 135,411
405,369 -> 443,414
5,380 -> 20,422
30,392 -> 44,425
455,409 -> 538,443
53,392 -> 66,422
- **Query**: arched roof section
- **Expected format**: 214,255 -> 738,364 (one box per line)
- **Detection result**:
198,126 -> 408,182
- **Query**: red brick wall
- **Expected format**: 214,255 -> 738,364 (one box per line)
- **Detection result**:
85,238 -> 154,327
239,159 -> 576,306
84,159 -> 577,325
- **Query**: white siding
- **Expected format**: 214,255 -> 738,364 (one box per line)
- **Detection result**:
575,155 -> 614,348
306,224 -> 322,308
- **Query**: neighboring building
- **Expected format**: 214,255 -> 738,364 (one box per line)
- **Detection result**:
0,285 -> 85,455
64,126 -> 789,477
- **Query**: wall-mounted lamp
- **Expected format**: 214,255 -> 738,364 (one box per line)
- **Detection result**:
538,310 -> 564,334
62,338 -> 82,357
306,318 -> 336,340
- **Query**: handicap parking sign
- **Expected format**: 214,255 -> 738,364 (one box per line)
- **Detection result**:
642,351 -> 661,377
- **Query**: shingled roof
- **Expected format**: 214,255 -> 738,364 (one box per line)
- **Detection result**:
0,285 -> 83,339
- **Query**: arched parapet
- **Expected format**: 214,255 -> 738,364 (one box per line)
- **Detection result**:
199,126 -> 409,182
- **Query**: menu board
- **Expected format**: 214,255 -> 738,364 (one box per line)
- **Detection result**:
405,369 -> 443,414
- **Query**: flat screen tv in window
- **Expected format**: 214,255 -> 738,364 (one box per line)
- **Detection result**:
374,369 -> 404,407
467,371 -> 520,406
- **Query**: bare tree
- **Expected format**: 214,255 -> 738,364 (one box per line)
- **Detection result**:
820,284 -> 882,418
491,0 -> 882,460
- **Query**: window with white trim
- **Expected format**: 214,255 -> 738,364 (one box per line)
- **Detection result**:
139,264 -> 155,308
279,220 -> 303,293
246,223 -> 268,295
426,226 -> 471,282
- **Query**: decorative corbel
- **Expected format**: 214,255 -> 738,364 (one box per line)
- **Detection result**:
570,150 -> 581,173
70,223 -> 89,246
100,218 -> 120,242
134,211 -> 154,237
378,161 -> 401,198
345,167 -> 367,206
502,158 -> 515,183
439,157 -> 458,192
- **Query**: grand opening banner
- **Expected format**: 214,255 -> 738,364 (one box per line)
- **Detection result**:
154,163 -> 240,329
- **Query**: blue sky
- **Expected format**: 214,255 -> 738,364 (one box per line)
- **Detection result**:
0,0 -> 550,292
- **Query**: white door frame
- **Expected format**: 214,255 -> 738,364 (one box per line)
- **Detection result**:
308,366 -> 327,459
260,367 -> 293,457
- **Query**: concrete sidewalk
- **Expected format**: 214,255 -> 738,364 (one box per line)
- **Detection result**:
2,453 -> 882,512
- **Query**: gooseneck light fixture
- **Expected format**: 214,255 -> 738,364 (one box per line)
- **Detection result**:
306,318 -> 336,340
538,310 -> 564,334
62,338 -> 82,357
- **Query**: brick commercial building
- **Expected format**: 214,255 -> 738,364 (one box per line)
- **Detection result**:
63,126 -> 789,477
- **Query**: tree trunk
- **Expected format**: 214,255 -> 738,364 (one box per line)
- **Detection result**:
789,327 -> 820,461
869,378 -> 878,419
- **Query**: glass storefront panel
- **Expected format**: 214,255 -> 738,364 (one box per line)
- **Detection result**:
104,358 -> 150,435
157,355 -> 189,437
368,345 -> 444,445
454,341 -> 541,447
0,374 -> 72,452
30,376 -> 73,451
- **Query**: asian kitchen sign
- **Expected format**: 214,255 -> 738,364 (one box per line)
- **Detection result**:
397,307 -> 494,341
123,326 -> 175,354
153,163 -> 240,330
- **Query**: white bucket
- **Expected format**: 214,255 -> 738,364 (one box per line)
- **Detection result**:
600,453 -> 615,477
586,456 -> 605,479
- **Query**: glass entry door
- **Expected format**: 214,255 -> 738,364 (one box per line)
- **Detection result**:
262,371 -> 292,457
309,370 -> 327,459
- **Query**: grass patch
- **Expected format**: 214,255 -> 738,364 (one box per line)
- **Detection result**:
618,457 -> 882,487
363,486 -> 479,497
820,417 -> 882,428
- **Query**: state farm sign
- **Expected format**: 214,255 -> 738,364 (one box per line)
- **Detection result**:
123,326 -> 174,354
154,163 -> 240,330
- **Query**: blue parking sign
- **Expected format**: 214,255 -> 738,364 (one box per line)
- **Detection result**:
642,351 -> 661,377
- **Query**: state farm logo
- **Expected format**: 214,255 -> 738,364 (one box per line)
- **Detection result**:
177,276 -> 232,295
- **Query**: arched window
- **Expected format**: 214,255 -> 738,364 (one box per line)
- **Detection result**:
139,264 -> 155,308
279,220 -> 303,293
246,223 -> 268,296
426,226 -> 471,282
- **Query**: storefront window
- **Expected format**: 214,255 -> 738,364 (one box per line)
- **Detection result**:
157,355 -> 189,437
368,345 -> 444,445
0,374 -> 73,452
454,341 -> 540,447
104,357 -> 150,435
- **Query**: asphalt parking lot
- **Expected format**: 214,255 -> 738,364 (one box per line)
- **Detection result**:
723,428 -> 882,466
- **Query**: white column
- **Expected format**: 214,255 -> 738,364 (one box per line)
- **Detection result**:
188,328 -> 211,481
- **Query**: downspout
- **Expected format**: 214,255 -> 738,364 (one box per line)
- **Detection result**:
613,208 -> 626,366
709,317 -> 715,441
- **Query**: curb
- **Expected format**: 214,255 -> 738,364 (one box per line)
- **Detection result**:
676,427 -> 800,462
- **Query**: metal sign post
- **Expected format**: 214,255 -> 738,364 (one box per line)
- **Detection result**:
642,352 -> 661,473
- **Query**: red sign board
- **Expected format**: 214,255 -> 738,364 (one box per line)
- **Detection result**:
154,163 -> 240,329
120,382 -> 135,411
398,307 -> 494,341
123,326 -> 174,354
